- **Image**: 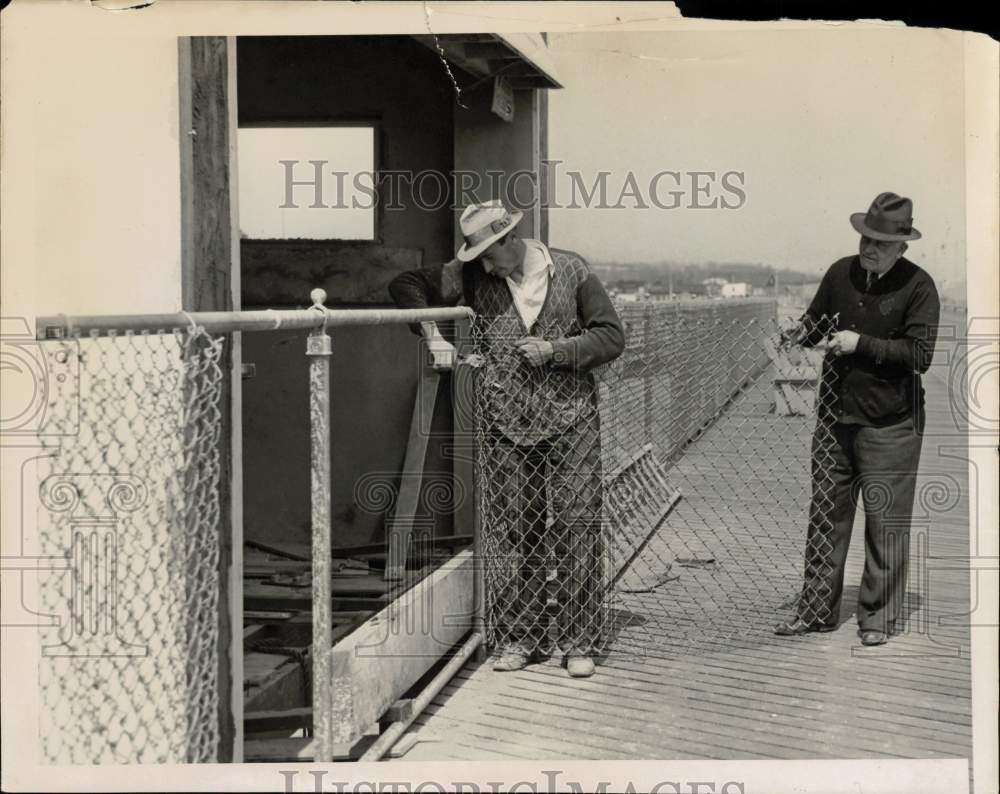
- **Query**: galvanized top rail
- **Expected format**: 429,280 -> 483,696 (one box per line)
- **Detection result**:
35,289 -> 473,339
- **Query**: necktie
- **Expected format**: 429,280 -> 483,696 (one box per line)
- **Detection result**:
865,272 -> 873,291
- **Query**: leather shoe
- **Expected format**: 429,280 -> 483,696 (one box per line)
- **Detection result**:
493,650 -> 529,672
773,617 -> 837,636
566,654 -> 595,678
859,629 -> 888,646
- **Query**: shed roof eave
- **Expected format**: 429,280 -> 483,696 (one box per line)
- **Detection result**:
411,32 -> 562,90
494,33 -> 563,89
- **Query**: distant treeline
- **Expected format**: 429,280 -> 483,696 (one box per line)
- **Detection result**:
590,262 -> 822,293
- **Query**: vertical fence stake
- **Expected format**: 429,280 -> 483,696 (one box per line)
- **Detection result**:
306,288 -> 334,762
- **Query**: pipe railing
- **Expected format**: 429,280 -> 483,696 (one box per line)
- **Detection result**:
35,303 -> 474,339
359,632 -> 484,762
35,290 -> 477,763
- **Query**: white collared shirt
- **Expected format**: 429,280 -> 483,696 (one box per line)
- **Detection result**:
505,238 -> 553,329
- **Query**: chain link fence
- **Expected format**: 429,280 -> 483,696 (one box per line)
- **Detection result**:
473,298 -> 841,659
35,327 -> 225,763
27,297 -> 841,758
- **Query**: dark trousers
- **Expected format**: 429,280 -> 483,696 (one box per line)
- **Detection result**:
485,414 -> 606,656
798,414 -> 924,632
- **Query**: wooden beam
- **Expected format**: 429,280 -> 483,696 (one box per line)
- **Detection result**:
246,539 -> 310,561
243,736 -> 378,762
244,609 -> 295,622
244,738 -> 316,762
245,706 -> 312,734
385,365 -> 442,581
335,534 -> 472,558
462,42 -> 519,60
243,624 -> 266,641
225,33 -> 245,762
179,33 -> 240,763
328,549 -> 475,746
245,583 -> 386,612
245,654 -> 309,713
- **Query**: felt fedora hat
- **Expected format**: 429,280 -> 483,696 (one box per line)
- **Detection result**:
456,200 -> 524,262
850,192 -> 922,241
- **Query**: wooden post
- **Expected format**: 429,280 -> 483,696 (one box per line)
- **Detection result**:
385,362 -> 441,581
178,34 -> 240,762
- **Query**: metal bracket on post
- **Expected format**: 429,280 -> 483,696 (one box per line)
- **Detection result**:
306,288 -> 334,763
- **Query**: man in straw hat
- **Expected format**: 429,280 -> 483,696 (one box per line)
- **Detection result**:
775,192 -> 940,646
389,200 -> 625,677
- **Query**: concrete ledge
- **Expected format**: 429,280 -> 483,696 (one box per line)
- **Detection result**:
327,549 -> 475,745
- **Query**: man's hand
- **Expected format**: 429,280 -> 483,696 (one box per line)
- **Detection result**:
426,336 -> 457,371
419,322 -> 458,372
828,330 -> 860,356
514,337 -> 554,367
420,321 -> 457,371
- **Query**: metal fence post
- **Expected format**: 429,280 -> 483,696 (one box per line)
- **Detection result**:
472,429 -> 487,664
306,288 -> 334,762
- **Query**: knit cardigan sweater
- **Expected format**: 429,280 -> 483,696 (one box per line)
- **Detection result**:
389,246 -> 626,443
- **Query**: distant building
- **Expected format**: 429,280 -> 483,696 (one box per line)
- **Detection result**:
702,277 -> 728,297
615,292 -> 641,302
702,278 -> 749,298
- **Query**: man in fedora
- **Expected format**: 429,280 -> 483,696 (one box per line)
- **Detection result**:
389,199 -> 625,677
776,192 -> 940,646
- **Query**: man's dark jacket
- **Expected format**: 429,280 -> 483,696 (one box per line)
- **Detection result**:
805,255 -> 940,428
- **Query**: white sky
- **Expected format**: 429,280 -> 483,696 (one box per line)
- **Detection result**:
546,29 -> 967,289
238,126 -> 375,240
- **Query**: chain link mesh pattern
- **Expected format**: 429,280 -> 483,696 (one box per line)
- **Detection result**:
474,297 -> 841,658
36,327 -> 224,763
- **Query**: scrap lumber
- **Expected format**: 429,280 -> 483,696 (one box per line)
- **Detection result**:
244,652 -> 291,690
244,609 -> 294,622
243,624 -> 266,641
245,539 -> 310,561
243,736 -> 380,762
245,653 -> 309,713
335,534 -> 473,559
244,583 -> 387,613
244,738 -> 316,762
244,706 -> 312,734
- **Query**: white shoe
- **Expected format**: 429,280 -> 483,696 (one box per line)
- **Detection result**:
493,650 -> 529,672
566,654 -> 595,678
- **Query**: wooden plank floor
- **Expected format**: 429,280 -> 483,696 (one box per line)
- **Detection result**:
397,315 -> 972,764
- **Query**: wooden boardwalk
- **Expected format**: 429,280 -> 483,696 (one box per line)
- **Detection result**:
396,318 -> 972,765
